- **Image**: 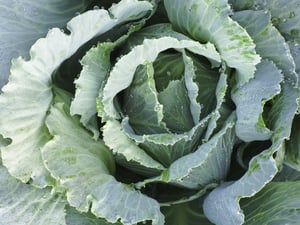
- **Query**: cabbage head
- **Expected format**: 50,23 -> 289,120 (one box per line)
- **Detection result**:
0,0 -> 300,225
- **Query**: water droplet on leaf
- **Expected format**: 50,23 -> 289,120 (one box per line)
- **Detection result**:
291,29 -> 299,37
289,11 -> 296,18
271,17 -> 280,25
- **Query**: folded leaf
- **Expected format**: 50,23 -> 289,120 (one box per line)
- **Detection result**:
164,0 -> 261,87
70,42 -> 115,139
164,113 -> 236,189
232,9 -> 298,85
121,63 -> 169,135
232,60 -> 282,142
103,119 -> 165,175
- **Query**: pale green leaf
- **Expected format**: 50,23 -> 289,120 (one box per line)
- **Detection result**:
232,60 -> 282,142
229,0 -> 300,41
232,9 -> 298,85
181,51 -> 202,124
0,165 -> 66,225
71,42 -> 115,139
0,0 -> 153,187
103,119 -> 165,175
164,0 -> 261,87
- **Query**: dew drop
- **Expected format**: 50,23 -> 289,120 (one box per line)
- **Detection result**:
271,17 -> 280,25
291,29 -> 299,37
75,12 -> 80,16
93,5 -> 100,10
289,11 -> 296,18
253,4 -> 262,10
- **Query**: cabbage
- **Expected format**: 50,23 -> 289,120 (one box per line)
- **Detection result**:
0,0 -> 300,224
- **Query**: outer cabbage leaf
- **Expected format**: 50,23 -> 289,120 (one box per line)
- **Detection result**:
232,9 -> 298,85
0,0 -> 153,187
203,83 -> 299,225
0,0 -> 89,88
0,165 -> 66,225
164,0 -> 261,88
232,60 -> 282,142
41,89 -> 164,225
229,0 -> 300,42
240,181 -> 300,224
